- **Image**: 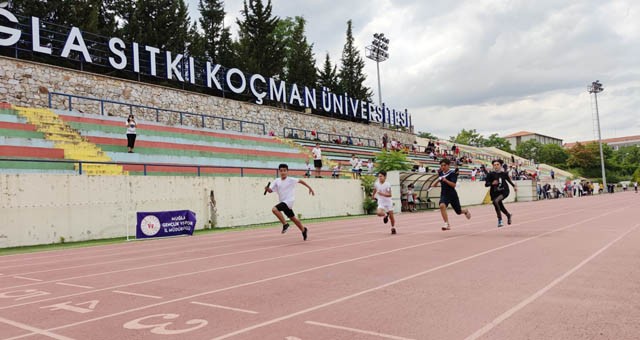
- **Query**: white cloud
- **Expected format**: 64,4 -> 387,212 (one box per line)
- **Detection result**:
187,0 -> 640,141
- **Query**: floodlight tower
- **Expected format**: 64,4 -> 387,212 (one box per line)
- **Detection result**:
588,80 -> 607,190
365,33 -> 390,109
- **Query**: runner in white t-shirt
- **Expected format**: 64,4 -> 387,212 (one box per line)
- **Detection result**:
372,170 -> 397,234
265,163 -> 315,240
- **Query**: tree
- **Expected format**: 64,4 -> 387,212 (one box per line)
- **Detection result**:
418,131 -> 438,140
281,17 -> 317,88
538,143 -> 569,166
198,0 -> 226,62
515,139 -> 542,161
374,150 -> 413,172
317,53 -> 340,92
235,0 -> 285,77
338,20 -> 372,101
484,133 -> 512,152
123,0 -> 191,53
12,0 -> 117,37
450,129 -> 485,147
216,28 -> 236,68
187,22 -> 206,59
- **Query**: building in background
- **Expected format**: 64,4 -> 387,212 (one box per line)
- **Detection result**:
505,131 -> 563,148
564,135 -> 640,150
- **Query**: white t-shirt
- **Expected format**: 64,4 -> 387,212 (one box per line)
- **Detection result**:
418,166 -> 426,173
126,120 -> 136,134
374,180 -> 392,207
350,157 -> 359,170
312,147 -> 321,160
471,169 -> 477,177
270,177 -> 299,208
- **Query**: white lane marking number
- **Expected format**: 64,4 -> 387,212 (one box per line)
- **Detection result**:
0,289 -> 50,301
123,314 -> 208,335
41,300 -> 99,314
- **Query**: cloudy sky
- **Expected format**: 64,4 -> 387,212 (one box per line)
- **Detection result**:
186,0 -> 640,143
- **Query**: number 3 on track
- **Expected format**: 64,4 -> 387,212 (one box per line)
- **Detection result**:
123,314 -> 208,335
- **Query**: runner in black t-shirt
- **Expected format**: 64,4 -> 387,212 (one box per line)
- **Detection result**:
430,159 -> 471,231
485,159 -> 517,227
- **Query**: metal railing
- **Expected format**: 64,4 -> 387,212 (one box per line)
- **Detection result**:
48,92 -> 266,135
283,127 -> 377,147
0,158 -> 348,178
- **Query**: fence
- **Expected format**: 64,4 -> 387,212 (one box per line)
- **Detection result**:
283,127 -> 377,147
48,92 -> 266,135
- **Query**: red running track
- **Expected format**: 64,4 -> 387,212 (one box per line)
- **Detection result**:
0,192 -> 638,340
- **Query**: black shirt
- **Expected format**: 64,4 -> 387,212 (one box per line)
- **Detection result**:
485,171 -> 513,194
438,170 -> 458,198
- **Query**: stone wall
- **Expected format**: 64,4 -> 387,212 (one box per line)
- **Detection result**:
0,56 -> 415,144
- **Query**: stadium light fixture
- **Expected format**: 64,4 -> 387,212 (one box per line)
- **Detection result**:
588,80 -> 607,190
366,33 -> 390,117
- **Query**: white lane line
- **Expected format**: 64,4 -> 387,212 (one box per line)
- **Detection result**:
112,290 -> 162,299
55,282 -> 94,289
12,276 -> 42,282
306,320 -> 415,340
0,316 -> 76,340
190,301 -> 258,314
0,214 -> 418,290
464,223 -> 640,340
209,208 -> 624,340
1,206 -> 622,340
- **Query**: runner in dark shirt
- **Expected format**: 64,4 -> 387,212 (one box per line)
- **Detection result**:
485,159 -> 517,227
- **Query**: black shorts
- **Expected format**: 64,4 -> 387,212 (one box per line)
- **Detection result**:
439,195 -> 462,215
490,188 -> 510,200
275,202 -> 295,218
314,159 -> 322,168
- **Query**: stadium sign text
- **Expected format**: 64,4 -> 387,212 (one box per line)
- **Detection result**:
0,9 -> 411,127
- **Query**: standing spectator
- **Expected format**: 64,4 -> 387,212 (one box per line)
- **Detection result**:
355,158 -> 363,179
634,181 -> 638,193
550,169 -> 555,180
400,184 -> 408,212
382,133 -> 388,150
126,114 -> 137,153
471,168 -> 478,181
367,159 -> 374,174
311,143 -> 322,178
347,127 -> 353,145
349,154 -> 360,179
407,184 -> 416,212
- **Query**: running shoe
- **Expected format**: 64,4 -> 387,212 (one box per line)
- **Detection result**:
442,223 -> 451,231
282,223 -> 290,234
465,210 -> 471,220
383,213 -> 389,224
391,227 -> 397,235
497,219 -> 504,228
507,213 -> 512,225
302,227 -> 308,241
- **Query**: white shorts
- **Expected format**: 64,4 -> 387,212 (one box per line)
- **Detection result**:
377,201 -> 393,212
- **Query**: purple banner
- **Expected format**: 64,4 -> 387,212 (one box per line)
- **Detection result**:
136,210 -> 196,239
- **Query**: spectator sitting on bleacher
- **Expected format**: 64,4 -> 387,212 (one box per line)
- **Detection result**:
347,127 -> 353,145
332,164 -> 340,179
418,164 -> 426,173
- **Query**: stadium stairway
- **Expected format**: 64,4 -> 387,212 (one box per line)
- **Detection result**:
12,106 -> 124,175
53,110 -> 309,177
